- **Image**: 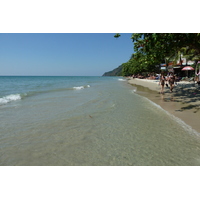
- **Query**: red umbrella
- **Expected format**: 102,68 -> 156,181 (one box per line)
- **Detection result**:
182,66 -> 194,71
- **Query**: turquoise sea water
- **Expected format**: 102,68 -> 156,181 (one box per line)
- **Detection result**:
0,76 -> 200,165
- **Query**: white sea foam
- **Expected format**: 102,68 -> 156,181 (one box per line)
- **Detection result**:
131,89 -> 137,93
118,78 -> 126,81
73,86 -> 84,90
73,85 -> 91,90
0,94 -> 21,105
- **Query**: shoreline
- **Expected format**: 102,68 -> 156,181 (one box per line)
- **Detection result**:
127,78 -> 200,134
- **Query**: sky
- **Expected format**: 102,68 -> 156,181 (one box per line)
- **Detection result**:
0,33 -> 134,76
0,1 -> 197,77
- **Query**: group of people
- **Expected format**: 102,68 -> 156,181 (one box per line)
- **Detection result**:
159,72 -> 176,94
132,73 -> 158,80
159,71 -> 200,94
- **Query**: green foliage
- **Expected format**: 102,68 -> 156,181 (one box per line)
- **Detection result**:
114,33 -> 121,38
102,65 -> 123,76
131,33 -> 200,61
122,33 -> 200,76
105,33 -> 200,77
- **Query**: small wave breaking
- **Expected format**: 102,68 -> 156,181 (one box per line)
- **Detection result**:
118,78 -> 126,82
0,94 -> 22,105
131,89 -> 137,93
73,85 -> 90,90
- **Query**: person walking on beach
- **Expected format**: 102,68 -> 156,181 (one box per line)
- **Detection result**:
159,74 -> 166,94
196,71 -> 200,83
168,72 -> 175,92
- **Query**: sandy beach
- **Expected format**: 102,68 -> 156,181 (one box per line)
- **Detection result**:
128,78 -> 200,133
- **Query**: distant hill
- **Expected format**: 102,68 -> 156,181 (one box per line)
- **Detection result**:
102,65 -> 123,76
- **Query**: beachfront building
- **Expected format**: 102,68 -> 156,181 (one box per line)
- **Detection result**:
173,57 -> 195,77
160,55 -> 196,78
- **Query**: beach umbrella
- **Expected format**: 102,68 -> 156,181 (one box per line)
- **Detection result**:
181,66 -> 194,77
181,66 -> 194,71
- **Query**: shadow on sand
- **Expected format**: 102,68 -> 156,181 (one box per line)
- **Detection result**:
131,82 -> 200,113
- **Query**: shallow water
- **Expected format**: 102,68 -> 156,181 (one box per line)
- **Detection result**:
0,76 -> 200,165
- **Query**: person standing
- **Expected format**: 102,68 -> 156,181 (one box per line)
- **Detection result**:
196,71 -> 200,83
168,72 -> 175,92
159,74 -> 166,94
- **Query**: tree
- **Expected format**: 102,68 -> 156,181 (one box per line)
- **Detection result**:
131,33 -> 200,63
114,33 -> 121,39
114,33 -> 200,76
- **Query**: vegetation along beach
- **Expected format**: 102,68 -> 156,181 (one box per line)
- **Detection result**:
1,33 -> 200,166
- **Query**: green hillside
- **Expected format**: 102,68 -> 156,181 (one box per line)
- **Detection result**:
102,65 -> 123,76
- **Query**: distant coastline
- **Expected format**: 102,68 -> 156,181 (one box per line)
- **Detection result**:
102,65 -> 123,76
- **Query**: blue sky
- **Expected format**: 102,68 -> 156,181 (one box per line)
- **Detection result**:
0,33 -> 134,76
0,1 -> 196,77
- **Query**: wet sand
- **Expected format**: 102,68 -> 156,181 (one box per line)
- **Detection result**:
128,78 -> 200,133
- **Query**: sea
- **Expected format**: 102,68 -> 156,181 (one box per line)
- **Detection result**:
1,76 -> 200,166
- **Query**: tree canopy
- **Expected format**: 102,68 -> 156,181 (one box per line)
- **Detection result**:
115,33 -> 200,76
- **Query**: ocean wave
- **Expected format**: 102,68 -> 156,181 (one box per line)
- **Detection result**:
0,94 -> 22,105
118,78 -> 126,81
73,85 -> 90,90
0,85 -> 91,105
131,89 -> 137,93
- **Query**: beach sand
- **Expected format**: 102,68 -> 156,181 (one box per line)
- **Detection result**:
128,78 -> 200,133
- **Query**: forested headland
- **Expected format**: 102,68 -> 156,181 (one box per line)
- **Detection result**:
102,65 -> 123,76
